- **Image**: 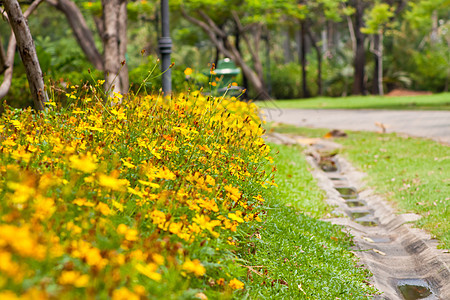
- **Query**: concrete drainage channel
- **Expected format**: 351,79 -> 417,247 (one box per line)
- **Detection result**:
266,132 -> 450,300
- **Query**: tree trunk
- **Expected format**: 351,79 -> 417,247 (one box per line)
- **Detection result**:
321,28 -> 328,57
372,35 -> 379,95
235,28 -> 248,99
264,32 -> 272,96
352,0 -> 366,95
377,32 -> 383,96
46,0 -> 103,71
3,0 -> 47,111
307,26 -> 322,96
118,0 -> 129,93
214,44 -> 220,66
0,37 -> 7,74
346,12 -> 357,53
0,33 -> 17,100
47,0 -> 129,95
0,0 -> 43,101
102,0 -> 121,94
247,24 -> 265,86
430,10 -> 438,44
283,29 -> 293,64
299,21 -> 310,98
371,33 -> 384,95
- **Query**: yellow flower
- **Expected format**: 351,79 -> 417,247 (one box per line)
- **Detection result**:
117,224 -> 128,235
96,202 -> 111,216
253,194 -> 265,202
184,67 -> 193,76
152,253 -> 165,265
138,179 -> 160,189
229,278 -> 244,290
69,153 -> 97,173
205,175 -> 215,186
58,271 -> 90,287
0,290 -> 21,300
155,167 -> 176,180
121,158 -> 136,169
228,212 -> 244,223
113,91 -> 123,99
6,181 -> 35,204
84,247 -> 108,269
98,173 -> 129,191
224,184 -> 241,201
112,287 -> 140,300
182,259 -> 206,276
73,198 -> 95,207
135,263 -> 161,281
125,229 -> 139,241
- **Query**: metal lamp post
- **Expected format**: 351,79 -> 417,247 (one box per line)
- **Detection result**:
159,0 -> 172,95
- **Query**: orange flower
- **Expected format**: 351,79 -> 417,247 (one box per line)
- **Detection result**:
184,68 -> 193,76
229,278 -> 244,290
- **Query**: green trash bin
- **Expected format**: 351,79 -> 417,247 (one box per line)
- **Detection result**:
205,58 -> 243,96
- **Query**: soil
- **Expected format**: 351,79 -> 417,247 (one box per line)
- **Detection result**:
386,89 -> 433,97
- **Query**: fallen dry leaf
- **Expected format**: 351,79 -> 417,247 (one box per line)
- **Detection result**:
362,236 -> 375,243
298,283 -> 306,295
373,249 -> 386,256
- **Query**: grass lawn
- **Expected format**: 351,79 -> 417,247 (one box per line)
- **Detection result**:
269,124 -> 450,249
241,143 -> 377,299
257,93 -> 450,110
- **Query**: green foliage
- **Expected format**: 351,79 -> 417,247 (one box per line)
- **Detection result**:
240,143 -> 377,299
129,56 -> 210,94
262,93 -> 450,110
270,63 -> 301,99
322,49 -> 355,97
361,3 -> 394,34
406,0 -> 450,31
1,73 -> 33,109
0,89 -> 270,298
411,45 -> 448,91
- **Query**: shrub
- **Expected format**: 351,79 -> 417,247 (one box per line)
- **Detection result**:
270,62 -> 302,99
0,87 -> 273,298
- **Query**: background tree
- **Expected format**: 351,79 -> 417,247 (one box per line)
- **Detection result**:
1,0 -> 47,110
178,0 -> 306,100
45,0 -> 130,94
361,2 -> 394,96
349,0 -> 369,95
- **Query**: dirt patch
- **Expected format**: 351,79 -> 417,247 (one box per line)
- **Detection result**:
386,89 -> 433,97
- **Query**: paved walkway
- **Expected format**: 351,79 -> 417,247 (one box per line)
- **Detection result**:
262,108 -> 450,145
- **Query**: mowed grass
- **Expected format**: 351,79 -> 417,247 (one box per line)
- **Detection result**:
241,143 -> 377,299
257,93 -> 450,110
270,124 -> 450,249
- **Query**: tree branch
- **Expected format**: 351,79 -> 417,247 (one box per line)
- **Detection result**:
118,0 -> 129,92
3,0 -> 48,110
232,11 -> 257,61
198,10 -> 227,38
45,0 -> 104,71
0,37 -> 7,74
180,7 -> 233,58
0,0 -> 45,100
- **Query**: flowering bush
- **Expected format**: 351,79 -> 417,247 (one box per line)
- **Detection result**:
0,85 -> 274,299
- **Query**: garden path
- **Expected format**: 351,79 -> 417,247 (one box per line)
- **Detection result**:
261,108 -> 450,145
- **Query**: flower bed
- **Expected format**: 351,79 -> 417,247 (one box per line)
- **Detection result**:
0,89 -> 273,299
